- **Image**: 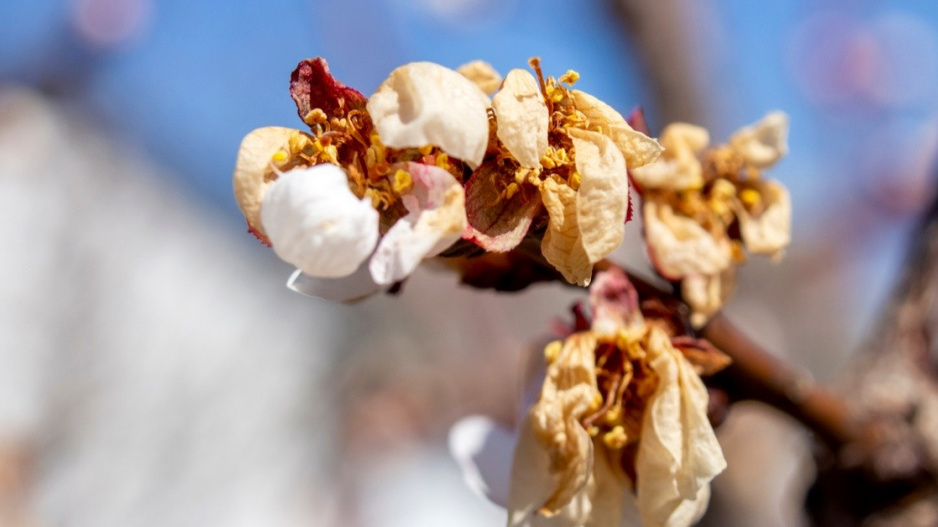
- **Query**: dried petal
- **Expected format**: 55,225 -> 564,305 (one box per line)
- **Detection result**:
464,161 -> 539,252
232,126 -> 298,241
670,336 -> 732,377
261,164 -> 379,278
509,333 -> 599,524
289,57 -> 367,124
367,62 -> 490,168
729,111 -> 789,169
643,201 -> 732,280
636,327 -> 726,527
631,124 -> 709,192
540,179 -> 591,286
681,269 -> 735,329
737,180 -> 791,258
369,163 -> 467,285
458,60 -> 503,94
589,267 -> 642,336
493,69 -> 549,168
570,90 -> 662,169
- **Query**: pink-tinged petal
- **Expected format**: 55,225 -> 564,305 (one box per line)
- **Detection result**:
589,267 -> 643,336
464,161 -> 539,252
369,163 -> 467,285
290,57 -> 368,124
449,416 -> 516,508
643,201 -> 732,280
261,165 -> 379,278
286,264 -> 381,303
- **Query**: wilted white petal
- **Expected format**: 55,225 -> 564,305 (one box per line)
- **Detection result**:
261,164 -> 379,278
286,263 -> 381,303
729,111 -> 789,168
458,60 -> 503,94
493,69 -> 549,168
449,415 -> 516,508
631,123 -> 708,191
636,327 -> 726,527
682,270 -> 735,328
570,90 -> 662,169
233,126 -> 298,239
737,180 -> 791,258
368,62 -> 490,168
540,179 -> 591,286
643,201 -> 732,280
369,163 -> 467,285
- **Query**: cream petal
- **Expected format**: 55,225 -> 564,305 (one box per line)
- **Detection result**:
493,69 -> 549,168
539,179 -> 592,286
643,201 -> 732,280
261,164 -> 379,278
233,126 -> 299,239
286,263 -> 382,303
367,62 -> 490,168
369,163 -> 467,285
737,180 -> 791,258
729,111 -> 789,169
630,123 -> 708,192
570,90 -> 662,169
458,60 -> 503,94
681,270 -> 735,329
636,327 -> 727,527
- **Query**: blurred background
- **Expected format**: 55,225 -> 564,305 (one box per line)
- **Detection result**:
2,0 -> 938,525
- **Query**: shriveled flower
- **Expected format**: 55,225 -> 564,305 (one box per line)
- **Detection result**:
506,268 -> 728,527
632,112 -> 792,326
464,59 -> 663,287
233,57 -> 474,299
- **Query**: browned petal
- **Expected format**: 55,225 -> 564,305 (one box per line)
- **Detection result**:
290,57 -> 368,124
670,336 -> 732,376
463,161 -> 540,252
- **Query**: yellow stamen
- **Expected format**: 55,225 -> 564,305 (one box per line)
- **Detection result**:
271,150 -> 288,163
603,405 -> 622,425
558,70 -> 580,86
740,188 -> 762,208
544,340 -> 562,364
392,169 -> 412,194
602,425 -> 628,449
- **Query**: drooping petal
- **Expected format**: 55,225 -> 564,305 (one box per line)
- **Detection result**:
729,111 -> 789,169
630,124 -> 709,192
449,415 -> 516,509
458,60 -> 503,94
369,163 -> 468,285
570,90 -> 662,169
286,263 -> 382,303
289,57 -> 368,124
643,201 -> 732,280
233,126 -> 298,242
636,327 -> 727,527
493,69 -> 550,168
261,164 -> 379,277
737,180 -> 791,258
540,179 -> 591,286
464,161 -> 540,252
367,62 -> 490,168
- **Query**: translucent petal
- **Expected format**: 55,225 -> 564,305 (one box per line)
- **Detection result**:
368,62 -> 490,168
449,415 -> 516,508
232,126 -> 298,240
493,69 -> 549,168
261,164 -> 379,278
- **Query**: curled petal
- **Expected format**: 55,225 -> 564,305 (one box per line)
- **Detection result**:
636,327 -> 727,527
729,111 -> 789,169
233,126 -> 298,241
286,263 -> 381,303
570,90 -> 662,169
464,161 -> 539,252
458,60 -> 503,94
737,180 -> 791,258
643,201 -> 732,280
367,62 -> 490,168
369,163 -> 468,285
289,57 -> 368,124
493,69 -> 549,168
509,333 -> 599,523
540,179 -> 591,286
631,124 -> 709,191
261,164 -> 379,278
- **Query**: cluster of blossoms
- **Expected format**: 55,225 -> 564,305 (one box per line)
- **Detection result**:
630,112 -> 792,326
233,57 -> 661,300
233,56 -> 793,527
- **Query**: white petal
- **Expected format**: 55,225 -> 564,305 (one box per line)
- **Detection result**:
458,60 -> 503,94
729,111 -> 789,168
630,124 -> 708,191
449,416 -> 516,508
493,69 -> 549,168
368,62 -> 490,168
569,90 -> 662,169
737,180 -> 791,258
232,126 -> 298,239
636,327 -> 726,527
643,201 -> 732,280
368,163 -> 467,285
682,269 -> 736,329
286,263 -> 382,303
261,164 -> 379,278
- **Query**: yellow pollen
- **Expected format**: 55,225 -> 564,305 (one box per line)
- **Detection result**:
505,182 -> 519,200
602,425 -> 628,449
305,108 -> 328,125
568,171 -> 581,190
271,150 -> 288,163
392,169 -> 412,194
544,340 -> 562,364
558,70 -> 580,85
435,153 -> 450,169
740,188 -> 762,208
588,426 -> 600,437
588,392 -> 603,412
603,406 -> 622,425
418,145 -> 434,156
